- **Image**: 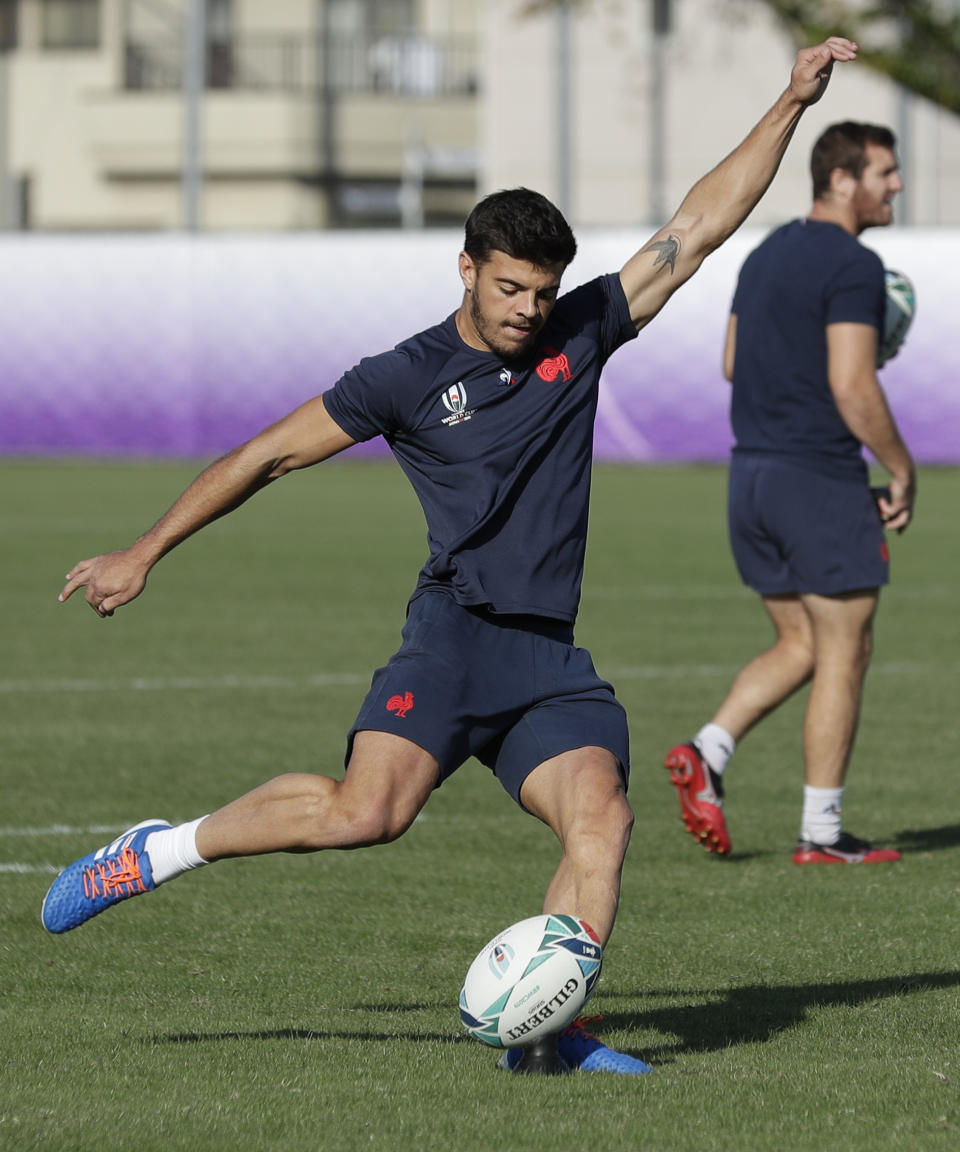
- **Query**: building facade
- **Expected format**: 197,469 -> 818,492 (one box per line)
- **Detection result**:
482,0 -> 960,229
0,0 -> 480,229
0,0 -> 956,231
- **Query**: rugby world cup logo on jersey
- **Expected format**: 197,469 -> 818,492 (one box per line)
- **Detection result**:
440,381 -> 477,425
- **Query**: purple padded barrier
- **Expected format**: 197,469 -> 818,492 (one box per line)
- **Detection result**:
0,230 -> 954,462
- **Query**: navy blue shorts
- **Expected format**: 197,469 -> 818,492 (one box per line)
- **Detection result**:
728,455 -> 889,596
345,591 -> 630,806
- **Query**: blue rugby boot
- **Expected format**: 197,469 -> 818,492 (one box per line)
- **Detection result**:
41,820 -> 171,933
558,1017 -> 654,1074
500,1017 -> 653,1075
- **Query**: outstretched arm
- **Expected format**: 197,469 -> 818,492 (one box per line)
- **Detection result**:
59,396 -> 356,617
620,37 -> 858,331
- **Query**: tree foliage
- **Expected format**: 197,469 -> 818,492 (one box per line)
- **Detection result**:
765,0 -> 960,114
518,1 -> 960,115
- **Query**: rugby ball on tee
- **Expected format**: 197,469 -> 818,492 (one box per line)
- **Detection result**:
877,268 -> 916,367
458,914 -> 602,1048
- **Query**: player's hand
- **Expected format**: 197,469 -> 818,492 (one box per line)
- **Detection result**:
875,474 -> 916,535
790,37 -> 858,107
59,550 -> 149,618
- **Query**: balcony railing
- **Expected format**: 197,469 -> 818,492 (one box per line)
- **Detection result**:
124,33 -> 479,97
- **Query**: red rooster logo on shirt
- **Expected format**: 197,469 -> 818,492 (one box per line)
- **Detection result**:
535,348 -> 573,383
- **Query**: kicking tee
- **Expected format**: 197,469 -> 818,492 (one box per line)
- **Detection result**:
729,218 -> 885,479
323,272 -> 637,622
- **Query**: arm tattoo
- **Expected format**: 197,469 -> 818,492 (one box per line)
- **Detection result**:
647,234 -> 680,275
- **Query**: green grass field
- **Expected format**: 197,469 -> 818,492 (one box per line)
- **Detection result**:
2,459 -> 958,1151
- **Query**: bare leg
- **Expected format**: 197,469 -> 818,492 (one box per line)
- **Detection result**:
196,730 -> 440,860
800,590 -> 877,788
713,594 -> 815,741
519,747 -> 633,946
665,594 -> 815,855
509,750 -> 656,1073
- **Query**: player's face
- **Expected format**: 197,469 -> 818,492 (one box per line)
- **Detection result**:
458,250 -> 565,361
853,144 -> 902,231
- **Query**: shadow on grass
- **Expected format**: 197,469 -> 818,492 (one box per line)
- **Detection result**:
603,969 -> 960,1064
894,824 -> 960,853
151,972 -> 959,1062
678,822 -> 960,862
156,1027 -> 469,1045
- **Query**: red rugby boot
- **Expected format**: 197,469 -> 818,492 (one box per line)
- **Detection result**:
664,742 -> 731,856
793,831 -> 901,865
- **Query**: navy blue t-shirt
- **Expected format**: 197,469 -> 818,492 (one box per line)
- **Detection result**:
730,218 -> 885,478
323,272 -> 637,622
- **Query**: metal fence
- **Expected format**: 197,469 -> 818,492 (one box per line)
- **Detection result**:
125,32 -> 479,96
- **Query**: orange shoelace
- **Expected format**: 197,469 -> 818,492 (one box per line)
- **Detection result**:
565,1014 -> 603,1038
81,846 -> 147,901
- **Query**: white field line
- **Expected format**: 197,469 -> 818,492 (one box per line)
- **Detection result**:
589,583 -> 953,600
0,672 -> 371,694
1,649 -> 950,874
0,824 -> 131,875
0,657 -> 947,698
3,818 -> 435,874
0,824 -> 130,837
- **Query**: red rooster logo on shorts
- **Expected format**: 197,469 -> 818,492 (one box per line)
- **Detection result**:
386,691 -> 415,718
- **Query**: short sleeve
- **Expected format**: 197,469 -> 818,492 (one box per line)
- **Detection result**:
825,248 -> 885,330
551,272 -> 638,361
601,272 -> 640,355
322,349 -> 410,443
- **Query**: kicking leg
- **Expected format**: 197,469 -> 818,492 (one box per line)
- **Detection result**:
197,731 -> 439,858
42,731 -> 439,932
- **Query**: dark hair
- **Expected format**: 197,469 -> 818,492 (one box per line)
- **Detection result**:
810,121 -> 897,199
463,187 -> 577,268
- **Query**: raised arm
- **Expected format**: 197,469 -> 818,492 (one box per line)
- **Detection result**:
59,396 -> 356,617
620,37 -> 858,331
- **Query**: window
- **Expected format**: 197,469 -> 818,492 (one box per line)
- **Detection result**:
41,0 -> 100,50
0,0 -> 18,51
329,0 -> 415,40
206,0 -> 233,87
328,0 -> 425,94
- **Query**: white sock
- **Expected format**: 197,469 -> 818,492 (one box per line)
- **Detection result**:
801,787 -> 843,845
145,816 -> 210,886
694,723 -> 736,775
